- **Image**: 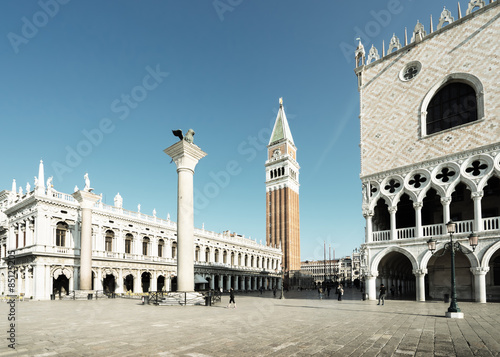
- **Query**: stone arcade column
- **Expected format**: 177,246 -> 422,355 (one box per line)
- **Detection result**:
164,139 -> 206,292
389,207 -> 397,240
72,190 -> 100,292
413,269 -> 427,302
365,271 -> 378,301
471,267 -> 489,303
472,192 -> 483,233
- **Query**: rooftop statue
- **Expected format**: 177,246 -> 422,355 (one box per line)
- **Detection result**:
172,128 -> 195,144
83,173 -> 93,192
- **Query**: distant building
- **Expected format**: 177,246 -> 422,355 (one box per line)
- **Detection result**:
266,98 -> 301,275
355,1 -> 500,302
301,250 -> 362,286
0,161 -> 282,300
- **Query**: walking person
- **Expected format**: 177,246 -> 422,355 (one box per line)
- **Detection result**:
337,284 -> 343,301
226,288 -> 236,308
318,286 -> 323,300
377,284 -> 387,305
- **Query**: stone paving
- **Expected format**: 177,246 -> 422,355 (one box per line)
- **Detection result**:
1,287 -> 499,356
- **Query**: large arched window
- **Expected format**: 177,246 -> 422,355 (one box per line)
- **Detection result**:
426,82 -> 477,135
421,74 -> 484,137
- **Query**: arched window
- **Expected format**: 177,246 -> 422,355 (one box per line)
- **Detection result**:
56,222 -> 68,247
125,234 -> 133,254
195,246 -> 200,261
158,239 -> 164,257
231,252 -> 235,265
214,249 -> 219,263
425,81 -> 479,135
172,242 -> 177,259
142,237 -> 150,256
105,230 -> 114,252
223,250 -> 227,264
205,247 -> 210,262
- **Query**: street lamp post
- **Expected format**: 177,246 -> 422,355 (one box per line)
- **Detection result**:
427,220 -> 478,318
280,263 -> 285,300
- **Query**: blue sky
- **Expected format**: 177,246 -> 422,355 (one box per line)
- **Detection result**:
1,0 -> 464,260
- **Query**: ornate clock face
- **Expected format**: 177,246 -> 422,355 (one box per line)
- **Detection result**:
273,149 -> 281,158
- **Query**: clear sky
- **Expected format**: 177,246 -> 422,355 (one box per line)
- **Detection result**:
1,0 -> 464,260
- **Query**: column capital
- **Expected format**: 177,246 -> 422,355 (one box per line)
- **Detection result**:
470,267 -> 489,275
72,190 -> 101,209
440,196 -> 452,205
412,268 -> 427,276
363,209 -> 374,218
413,202 -> 423,209
471,191 -> 484,200
388,206 -> 397,214
364,270 -> 378,279
164,140 -> 207,172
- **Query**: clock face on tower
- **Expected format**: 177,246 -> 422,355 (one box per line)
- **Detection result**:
273,149 -> 281,158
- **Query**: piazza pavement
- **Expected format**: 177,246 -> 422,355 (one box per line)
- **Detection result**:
1,287 -> 499,357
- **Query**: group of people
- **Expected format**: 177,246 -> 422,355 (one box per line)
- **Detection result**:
318,284 -> 344,301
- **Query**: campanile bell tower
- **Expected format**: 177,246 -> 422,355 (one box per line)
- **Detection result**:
265,98 -> 301,273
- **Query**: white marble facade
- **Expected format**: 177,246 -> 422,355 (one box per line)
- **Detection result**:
0,164 -> 282,300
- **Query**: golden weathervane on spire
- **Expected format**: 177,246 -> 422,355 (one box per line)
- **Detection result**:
279,97 -> 283,106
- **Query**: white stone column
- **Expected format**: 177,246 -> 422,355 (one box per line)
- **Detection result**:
151,271 -> 157,292
363,210 -> 374,243
32,264 -> 44,300
472,192 -> 483,233
226,275 -> 231,291
72,190 -> 100,291
389,207 -> 397,240
413,202 -> 423,238
95,268 -> 103,291
471,267 -> 489,303
117,269 -> 123,294
413,269 -> 427,302
234,276 -> 239,291
441,197 -> 451,226
164,139 -> 207,292
166,276 -> 171,292
134,271 -> 141,293
365,272 -> 377,301
218,275 -> 223,291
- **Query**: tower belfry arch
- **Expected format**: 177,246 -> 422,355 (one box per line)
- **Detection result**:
265,98 -> 301,273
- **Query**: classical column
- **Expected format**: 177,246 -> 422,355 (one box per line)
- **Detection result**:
117,269 -> 123,294
95,268 -> 103,291
209,274 -> 215,290
218,275 -> 223,291
413,269 -> 427,302
365,271 -> 378,301
441,197 -> 451,227
151,271 -> 157,292
72,190 -> 100,291
413,202 -> 423,238
389,206 -> 397,240
234,276 -> 239,291
363,210 -> 374,243
73,267 -> 79,290
471,267 -> 489,303
133,271 -> 141,293
472,191 -> 483,233
226,275 -> 231,291
164,139 -> 207,292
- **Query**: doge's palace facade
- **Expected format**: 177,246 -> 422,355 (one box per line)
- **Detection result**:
355,1 -> 500,302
